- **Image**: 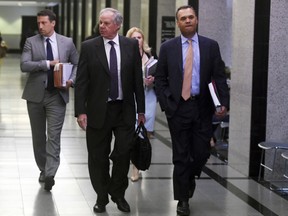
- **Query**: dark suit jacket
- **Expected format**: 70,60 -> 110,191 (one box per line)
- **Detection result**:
155,35 -> 229,119
74,35 -> 145,129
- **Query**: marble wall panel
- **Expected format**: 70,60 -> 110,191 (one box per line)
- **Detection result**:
198,0 -> 232,67
228,0 -> 255,176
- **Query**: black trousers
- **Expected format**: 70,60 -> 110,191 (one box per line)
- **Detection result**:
167,98 -> 211,201
86,101 -> 134,205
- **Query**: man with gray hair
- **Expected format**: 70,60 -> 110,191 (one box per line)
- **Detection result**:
75,8 -> 145,213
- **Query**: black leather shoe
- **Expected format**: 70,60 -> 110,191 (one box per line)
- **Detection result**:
44,176 -> 55,191
38,171 -> 45,183
93,203 -> 106,213
177,201 -> 190,216
111,197 -> 130,213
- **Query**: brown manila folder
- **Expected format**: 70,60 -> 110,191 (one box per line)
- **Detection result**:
54,63 -> 73,88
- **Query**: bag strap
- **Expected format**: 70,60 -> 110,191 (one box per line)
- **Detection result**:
135,122 -> 148,138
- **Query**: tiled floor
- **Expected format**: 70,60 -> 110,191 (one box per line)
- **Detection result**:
0,54 -> 288,216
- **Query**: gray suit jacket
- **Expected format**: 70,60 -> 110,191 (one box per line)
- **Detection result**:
21,33 -> 79,104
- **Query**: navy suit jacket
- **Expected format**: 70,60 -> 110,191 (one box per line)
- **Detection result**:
155,35 -> 229,120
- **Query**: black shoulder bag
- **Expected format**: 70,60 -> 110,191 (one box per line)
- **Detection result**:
130,122 -> 152,171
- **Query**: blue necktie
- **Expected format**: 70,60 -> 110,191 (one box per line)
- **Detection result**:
108,41 -> 118,100
46,38 -> 55,91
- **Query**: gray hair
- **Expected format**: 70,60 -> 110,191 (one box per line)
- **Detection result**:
99,8 -> 123,26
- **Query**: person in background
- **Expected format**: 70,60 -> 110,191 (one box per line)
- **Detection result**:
20,27 -> 37,52
0,32 -> 8,59
85,22 -> 100,40
20,9 -> 79,191
74,8 -> 145,214
155,5 -> 229,216
126,27 -> 157,182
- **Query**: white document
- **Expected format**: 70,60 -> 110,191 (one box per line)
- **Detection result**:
208,82 -> 222,112
144,57 -> 158,77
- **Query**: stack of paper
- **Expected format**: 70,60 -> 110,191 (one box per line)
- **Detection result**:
208,81 -> 222,112
144,57 -> 158,77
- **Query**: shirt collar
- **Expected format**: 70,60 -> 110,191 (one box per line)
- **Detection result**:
103,34 -> 119,46
44,32 -> 56,42
181,33 -> 198,45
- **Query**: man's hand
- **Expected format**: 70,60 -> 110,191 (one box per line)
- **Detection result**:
65,80 -> 73,89
77,114 -> 87,131
144,75 -> 155,86
50,59 -> 60,67
137,113 -> 146,125
215,106 -> 227,118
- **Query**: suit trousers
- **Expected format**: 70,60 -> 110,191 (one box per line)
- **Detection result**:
167,98 -> 210,201
86,101 -> 134,206
27,90 -> 66,177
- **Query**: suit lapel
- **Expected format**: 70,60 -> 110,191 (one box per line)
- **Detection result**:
56,34 -> 62,61
175,37 -> 183,78
37,35 -> 46,60
119,36 -> 127,75
95,37 -> 110,75
198,36 -> 206,89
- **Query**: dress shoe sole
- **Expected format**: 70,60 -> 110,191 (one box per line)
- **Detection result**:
177,210 -> 190,216
177,208 -> 190,216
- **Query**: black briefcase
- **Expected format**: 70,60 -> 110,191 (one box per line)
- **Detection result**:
130,122 -> 152,171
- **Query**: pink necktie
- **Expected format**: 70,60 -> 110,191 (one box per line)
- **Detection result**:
181,39 -> 193,100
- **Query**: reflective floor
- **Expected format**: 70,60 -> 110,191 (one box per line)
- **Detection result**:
0,54 -> 288,216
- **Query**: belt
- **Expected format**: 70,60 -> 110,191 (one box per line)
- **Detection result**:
108,100 -> 123,104
189,95 -> 199,100
182,95 -> 199,101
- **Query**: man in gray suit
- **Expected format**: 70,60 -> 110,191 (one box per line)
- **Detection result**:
20,9 -> 79,191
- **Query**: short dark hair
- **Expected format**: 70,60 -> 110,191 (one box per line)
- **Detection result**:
37,9 -> 56,22
176,5 -> 198,20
